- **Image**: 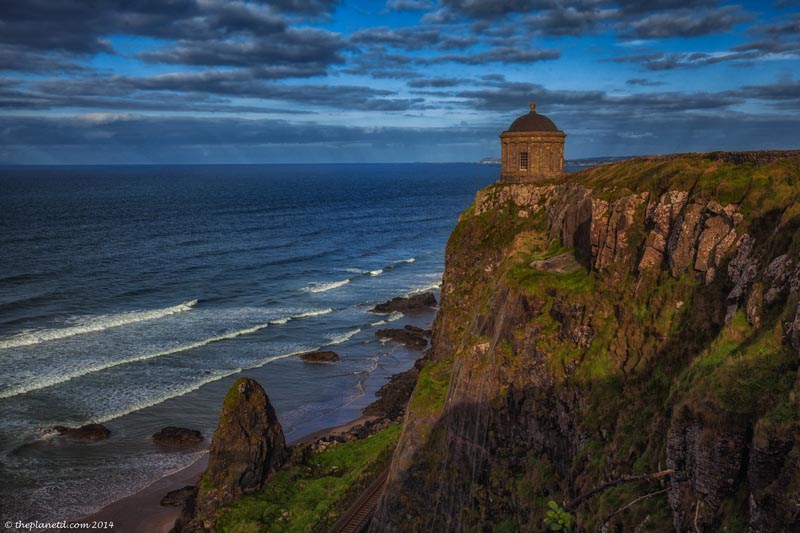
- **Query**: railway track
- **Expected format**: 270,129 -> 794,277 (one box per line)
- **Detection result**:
328,467 -> 389,533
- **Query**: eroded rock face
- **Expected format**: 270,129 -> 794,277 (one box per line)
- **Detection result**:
176,377 -> 287,532
666,416 -> 750,530
639,190 -> 689,270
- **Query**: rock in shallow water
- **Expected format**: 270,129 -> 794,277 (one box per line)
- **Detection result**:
152,427 -> 204,448
53,423 -> 111,441
299,350 -> 340,363
370,292 -> 437,313
375,325 -> 431,351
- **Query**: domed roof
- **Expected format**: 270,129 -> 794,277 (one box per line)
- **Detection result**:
506,102 -> 559,132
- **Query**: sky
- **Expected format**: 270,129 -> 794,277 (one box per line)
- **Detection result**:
0,0 -> 798,164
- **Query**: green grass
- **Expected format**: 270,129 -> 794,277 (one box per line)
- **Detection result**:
409,355 -> 453,417
215,424 -> 402,533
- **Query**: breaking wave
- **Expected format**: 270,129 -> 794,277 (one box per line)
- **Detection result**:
0,300 -> 198,350
0,307 -> 334,400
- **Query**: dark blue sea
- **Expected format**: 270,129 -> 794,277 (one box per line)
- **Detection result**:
0,163 -> 501,523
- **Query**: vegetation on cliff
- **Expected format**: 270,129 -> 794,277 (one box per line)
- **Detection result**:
373,152 -> 800,532
216,424 -> 401,533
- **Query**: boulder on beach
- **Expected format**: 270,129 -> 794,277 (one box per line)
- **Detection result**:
376,325 -> 432,351
299,350 -> 340,363
53,423 -> 111,441
152,427 -> 204,448
160,485 -> 196,507
370,292 -> 437,313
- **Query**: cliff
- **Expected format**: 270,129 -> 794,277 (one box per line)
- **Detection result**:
372,152 -> 800,532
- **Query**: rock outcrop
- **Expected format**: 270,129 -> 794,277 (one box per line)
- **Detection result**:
53,423 -> 111,441
152,427 -> 204,448
299,350 -> 340,363
174,377 -> 288,532
370,292 -> 437,313
375,325 -> 432,351
372,152 -> 800,532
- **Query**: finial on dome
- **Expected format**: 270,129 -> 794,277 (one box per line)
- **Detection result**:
530,102 -> 536,112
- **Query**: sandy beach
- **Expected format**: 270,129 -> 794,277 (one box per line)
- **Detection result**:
72,414 -> 378,533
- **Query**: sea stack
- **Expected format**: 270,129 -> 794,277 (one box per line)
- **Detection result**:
174,377 -> 288,532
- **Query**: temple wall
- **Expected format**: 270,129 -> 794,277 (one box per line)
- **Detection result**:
500,131 -> 565,182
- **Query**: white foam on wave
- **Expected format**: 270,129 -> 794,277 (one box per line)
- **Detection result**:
94,346 -> 312,424
324,328 -> 362,346
387,311 -> 404,322
0,307 -> 334,400
403,257 -> 416,263
0,300 -> 198,350
302,278 -> 350,293
371,311 -> 403,327
369,269 -> 383,276
405,280 -> 442,297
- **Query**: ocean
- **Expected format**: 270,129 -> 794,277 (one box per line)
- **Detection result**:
0,163 -> 499,524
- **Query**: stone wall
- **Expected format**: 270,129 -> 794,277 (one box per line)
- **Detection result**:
500,130 -> 565,182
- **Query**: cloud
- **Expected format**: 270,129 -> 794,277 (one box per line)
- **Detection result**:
137,28 -> 344,69
438,0 -> 549,19
385,0 -> 435,11
3,69 -> 427,112
407,77 -> 467,88
626,78 -> 666,86
0,0 -> 341,75
623,6 -> 751,38
455,80 -> 743,114
423,46 -> 561,64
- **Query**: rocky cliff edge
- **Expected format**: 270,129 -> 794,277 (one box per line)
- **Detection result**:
372,151 -> 800,532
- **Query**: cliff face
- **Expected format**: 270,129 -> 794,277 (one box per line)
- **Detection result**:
372,152 -> 800,532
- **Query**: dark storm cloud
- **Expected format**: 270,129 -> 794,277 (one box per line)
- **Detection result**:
611,50 -> 759,71
0,0 -> 343,77
757,13 -> 800,36
732,81 -> 800,109
4,103 -> 797,164
349,26 -> 477,51
138,28 -> 343,68
0,114 -> 496,149
4,69 -> 426,112
407,77 -> 466,88
385,0 -> 435,11
623,6 -> 751,39
456,81 -> 742,113
626,78 -> 665,86
438,0 -> 548,19
613,0 -> 718,16
0,1 -> 293,53
423,46 -> 560,64
0,45 -> 90,73
521,7 -> 613,36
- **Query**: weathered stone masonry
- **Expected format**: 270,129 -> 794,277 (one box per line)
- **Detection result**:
500,102 -> 566,182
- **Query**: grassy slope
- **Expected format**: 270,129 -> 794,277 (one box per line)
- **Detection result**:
215,424 -> 402,533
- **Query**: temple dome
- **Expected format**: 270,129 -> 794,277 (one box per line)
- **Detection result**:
506,102 -> 559,132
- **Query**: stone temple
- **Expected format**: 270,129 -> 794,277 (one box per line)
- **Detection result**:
500,102 -> 566,182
